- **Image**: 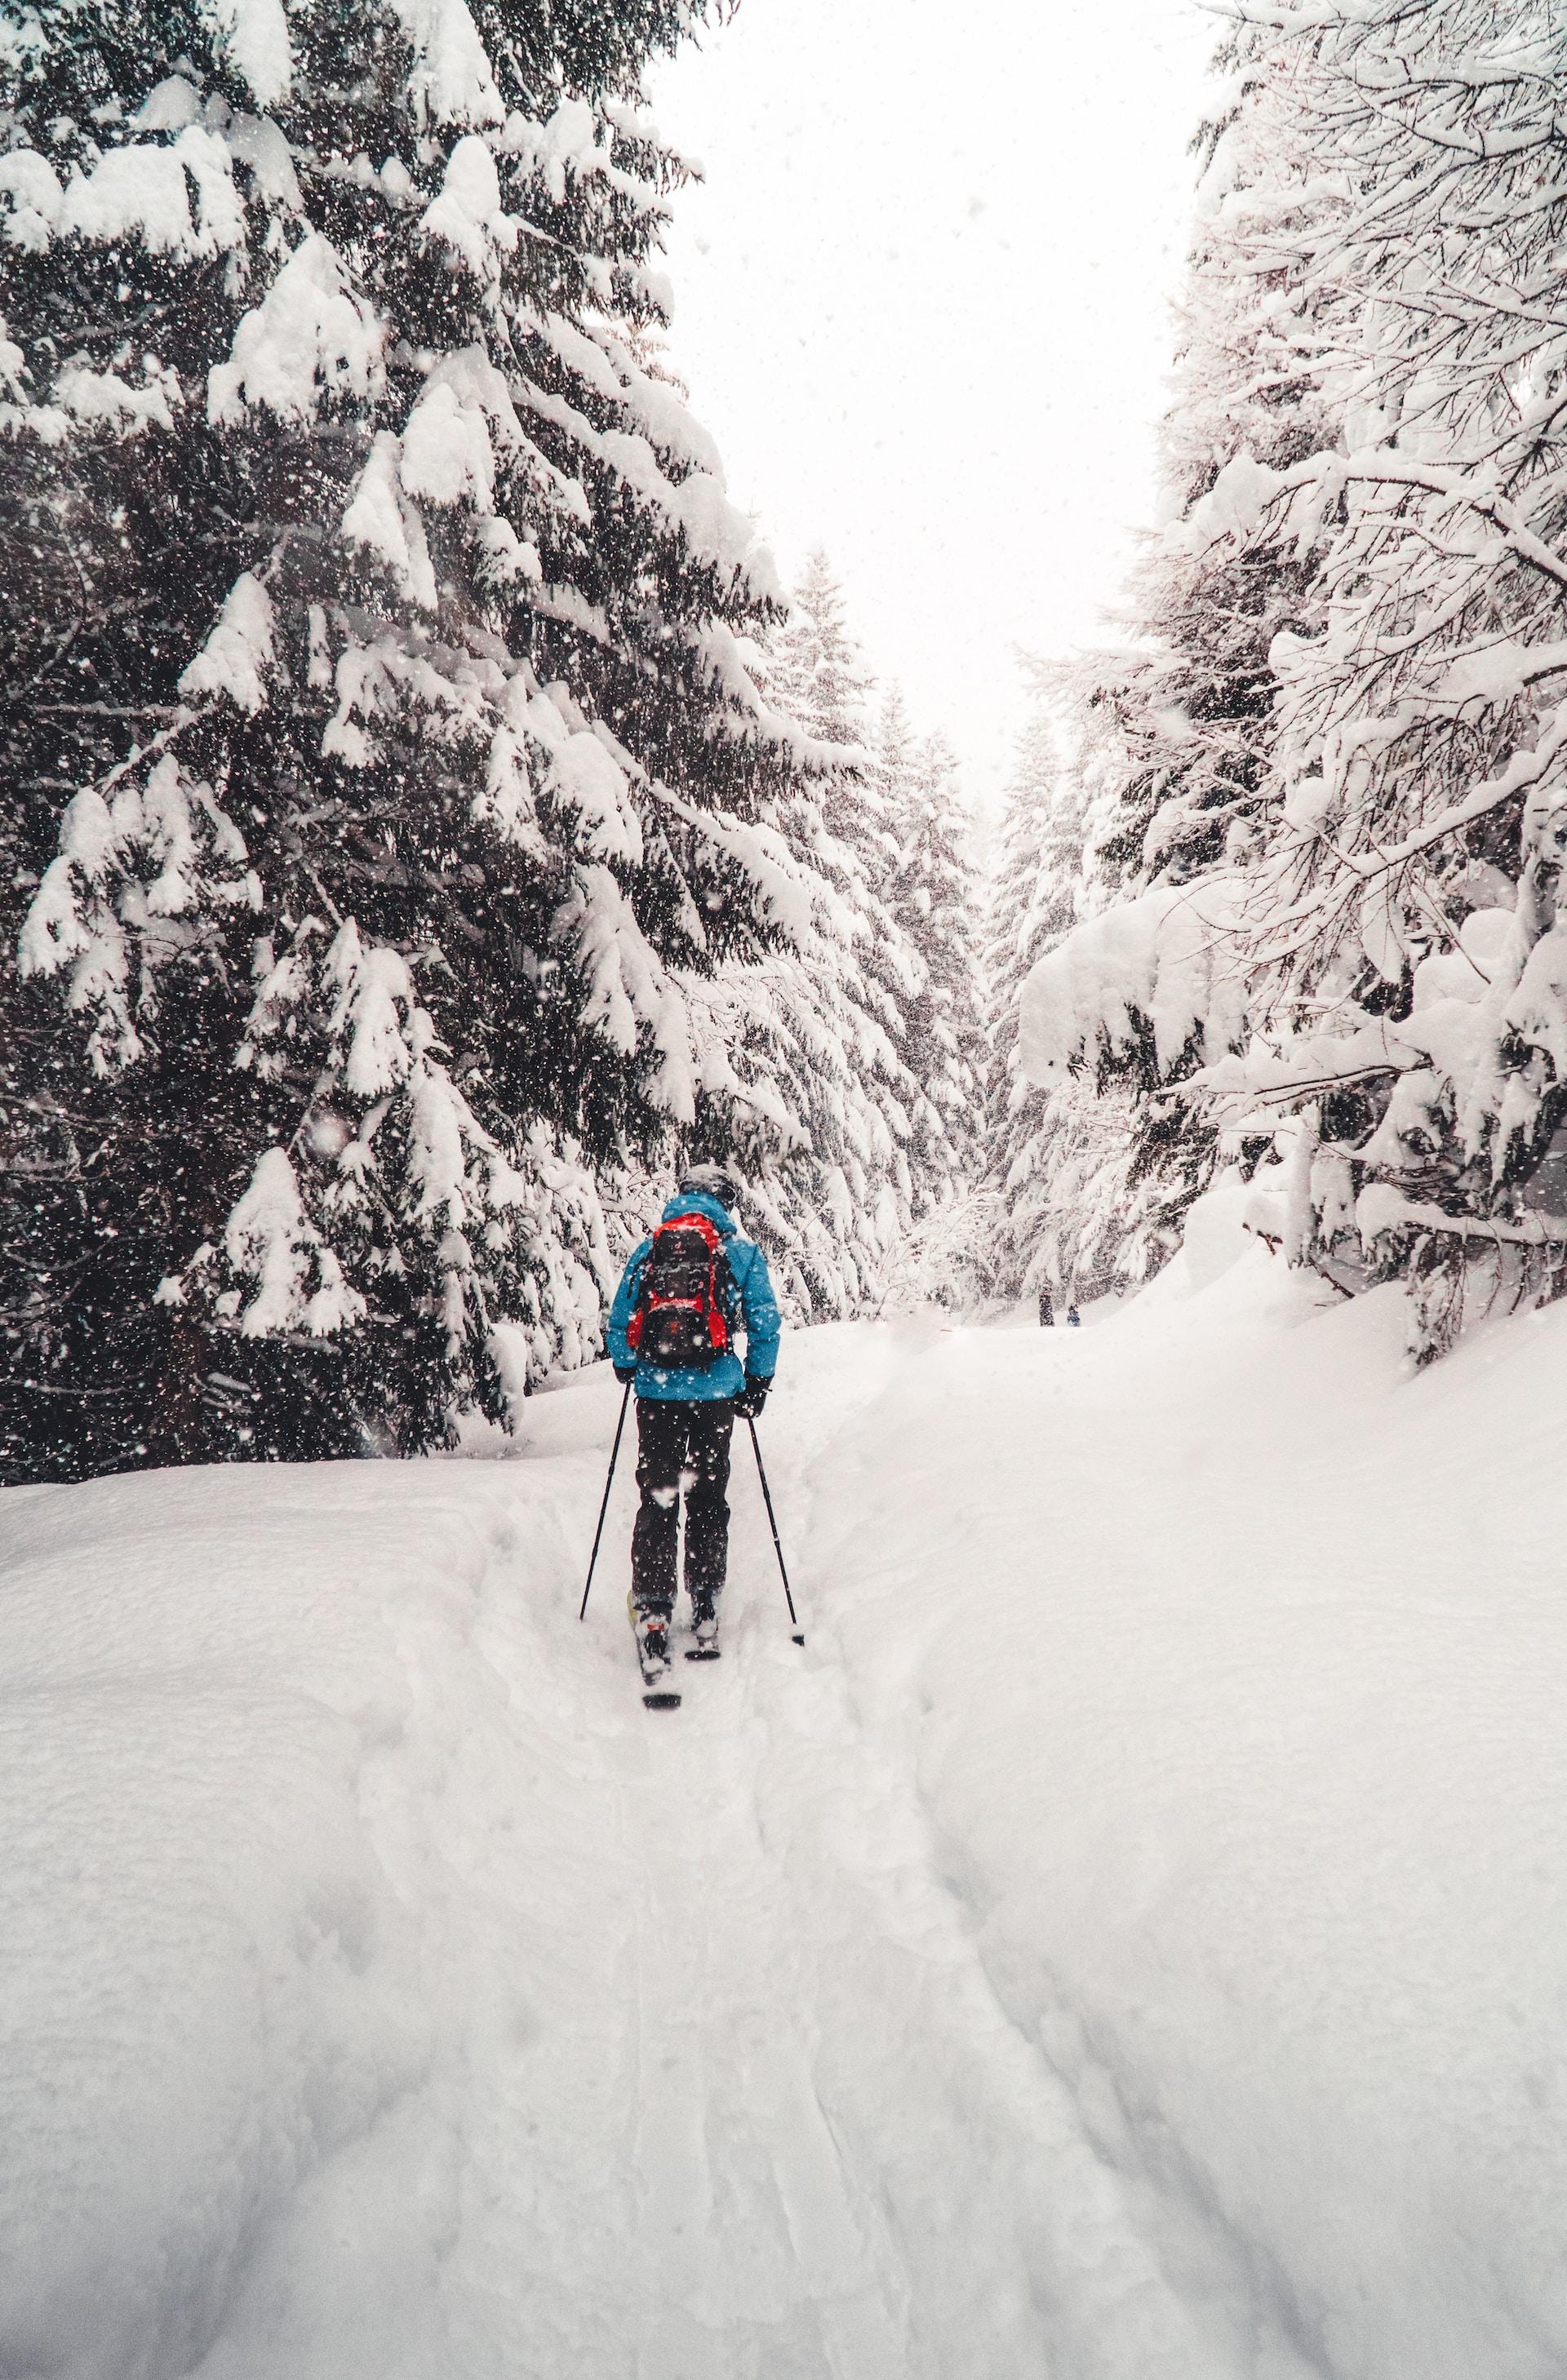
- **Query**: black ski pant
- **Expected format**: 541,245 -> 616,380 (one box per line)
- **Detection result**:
631,1397 -> 733,1617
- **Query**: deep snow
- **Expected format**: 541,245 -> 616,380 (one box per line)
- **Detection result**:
6,1214 -> 1567,2378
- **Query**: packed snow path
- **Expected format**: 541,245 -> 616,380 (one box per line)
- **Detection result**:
7,1223 -> 1567,2378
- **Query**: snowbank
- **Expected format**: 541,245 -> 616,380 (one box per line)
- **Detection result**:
806,1265 -> 1567,2378
0,1463 -> 506,2377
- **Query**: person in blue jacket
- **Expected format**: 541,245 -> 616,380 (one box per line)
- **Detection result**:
606,1163 -> 779,1674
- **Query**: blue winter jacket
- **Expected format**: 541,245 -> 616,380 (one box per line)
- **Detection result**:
606,1191 -> 780,1402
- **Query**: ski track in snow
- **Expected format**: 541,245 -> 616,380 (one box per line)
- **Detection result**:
7,1238 -> 1567,2377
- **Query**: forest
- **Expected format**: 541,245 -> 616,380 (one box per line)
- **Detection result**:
7,7 -> 1567,2378
9,1 -> 1567,1483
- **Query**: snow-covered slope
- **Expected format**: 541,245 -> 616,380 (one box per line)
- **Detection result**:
6,1222 -> 1567,2378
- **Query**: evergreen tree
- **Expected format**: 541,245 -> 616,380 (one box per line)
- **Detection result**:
767,551 -> 872,761
1192,0 -> 1567,1350
886,725 -> 984,1225
976,696 -> 1182,1309
1,0 -> 816,1479
874,684 -> 944,1220
1020,38 -> 1343,1301
979,703 -> 1081,1297
686,555 -> 920,1317
1026,3 -> 1567,1355
1069,46 -> 1338,896
770,556 -> 921,1245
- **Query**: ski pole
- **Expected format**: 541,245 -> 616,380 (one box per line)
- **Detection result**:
579,1381 -> 633,1621
748,1417 -> 804,1643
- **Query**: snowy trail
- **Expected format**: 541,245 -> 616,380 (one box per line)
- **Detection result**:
429,1326 -> 1240,2380
8,1232 -> 1567,2376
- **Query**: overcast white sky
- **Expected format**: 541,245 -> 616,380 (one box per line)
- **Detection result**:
647,0 -> 1219,810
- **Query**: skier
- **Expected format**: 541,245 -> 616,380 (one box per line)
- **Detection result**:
607,1163 -> 780,1688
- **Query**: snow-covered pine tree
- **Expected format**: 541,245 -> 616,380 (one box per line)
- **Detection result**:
1025,2 -> 1567,1357
1017,35 -> 1343,1298
873,685 -> 948,1225
974,694 -> 1174,1309
886,724 -> 985,1239
1070,43 -> 1338,896
770,556 -> 921,1241
980,702 -> 1081,1297
682,554 -> 921,1317
1,0 -> 819,1480
680,939 -> 904,1319
768,552 -> 871,763
1190,0 -> 1567,1350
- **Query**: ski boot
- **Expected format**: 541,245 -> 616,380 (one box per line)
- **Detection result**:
686,1586 -> 722,1661
629,1592 -> 681,1708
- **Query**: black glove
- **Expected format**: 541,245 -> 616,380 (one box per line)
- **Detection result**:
732,1376 -> 769,1421
613,1363 -> 637,1385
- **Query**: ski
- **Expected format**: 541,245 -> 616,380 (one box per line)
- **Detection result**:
684,1644 -> 721,1663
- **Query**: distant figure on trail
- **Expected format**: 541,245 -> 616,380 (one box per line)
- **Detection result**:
607,1164 -> 779,1691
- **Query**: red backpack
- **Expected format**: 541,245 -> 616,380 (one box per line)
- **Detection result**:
628,1212 -> 733,1371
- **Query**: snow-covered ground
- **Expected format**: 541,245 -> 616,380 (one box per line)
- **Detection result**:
7,1207 -> 1567,2379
